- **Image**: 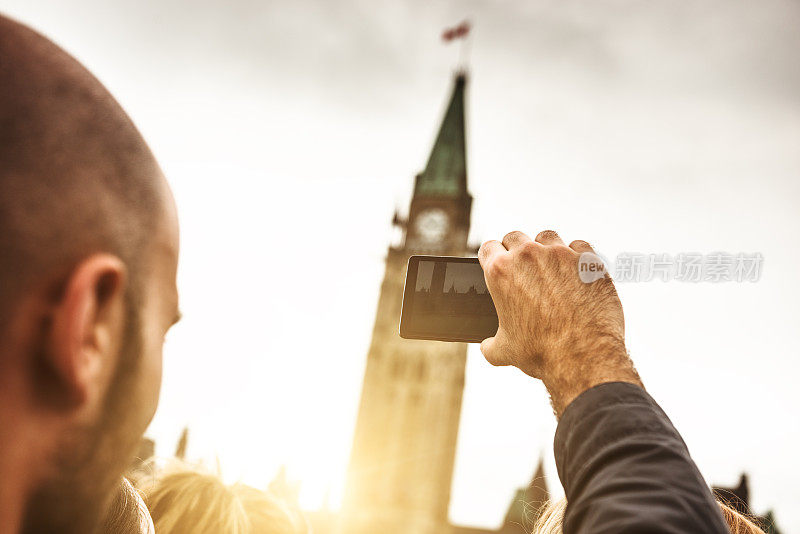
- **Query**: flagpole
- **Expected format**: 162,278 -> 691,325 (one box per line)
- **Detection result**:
442,20 -> 472,73
458,29 -> 472,72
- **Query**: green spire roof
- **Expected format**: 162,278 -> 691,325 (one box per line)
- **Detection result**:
415,73 -> 468,197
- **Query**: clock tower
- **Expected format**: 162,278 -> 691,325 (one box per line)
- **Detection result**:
407,73 -> 472,255
339,72 -> 473,534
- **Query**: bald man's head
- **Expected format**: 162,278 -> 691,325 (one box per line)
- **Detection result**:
0,15 -> 165,325
0,15 -> 179,534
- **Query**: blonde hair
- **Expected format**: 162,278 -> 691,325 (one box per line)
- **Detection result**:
142,466 -> 307,534
531,498 -> 567,534
716,500 -> 768,534
100,477 -> 154,534
532,497 -> 765,534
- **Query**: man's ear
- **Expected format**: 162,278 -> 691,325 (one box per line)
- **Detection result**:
46,253 -> 128,408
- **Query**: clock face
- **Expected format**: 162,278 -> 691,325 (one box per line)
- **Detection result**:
415,208 -> 449,243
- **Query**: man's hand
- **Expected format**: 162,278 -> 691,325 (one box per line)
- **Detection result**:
478,230 -> 642,416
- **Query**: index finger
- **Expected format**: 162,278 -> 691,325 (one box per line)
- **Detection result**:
478,239 -> 506,269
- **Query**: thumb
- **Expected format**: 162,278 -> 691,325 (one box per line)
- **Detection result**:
480,329 -> 512,367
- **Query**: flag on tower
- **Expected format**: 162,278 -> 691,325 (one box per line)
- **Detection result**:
442,21 -> 471,42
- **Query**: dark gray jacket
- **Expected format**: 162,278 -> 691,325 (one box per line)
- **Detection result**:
555,382 -> 729,533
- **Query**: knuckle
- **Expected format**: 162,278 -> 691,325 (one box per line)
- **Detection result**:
503,230 -> 523,240
478,240 -> 493,258
502,230 -> 526,245
536,229 -> 560,242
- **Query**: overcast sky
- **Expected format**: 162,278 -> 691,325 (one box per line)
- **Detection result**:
4,0 -> 799,530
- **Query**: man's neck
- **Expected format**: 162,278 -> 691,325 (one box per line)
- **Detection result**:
0,401 -> 44,534
0,435 -> 30,534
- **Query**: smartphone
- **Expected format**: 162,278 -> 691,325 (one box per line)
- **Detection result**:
399,255 -> 499,343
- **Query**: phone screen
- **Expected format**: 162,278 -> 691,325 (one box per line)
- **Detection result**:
399,256 -> 499,343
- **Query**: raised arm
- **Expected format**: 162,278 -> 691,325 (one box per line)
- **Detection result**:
478,230 -> 728,533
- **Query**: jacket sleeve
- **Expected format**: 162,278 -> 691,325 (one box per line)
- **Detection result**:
553,381 -> 729,534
